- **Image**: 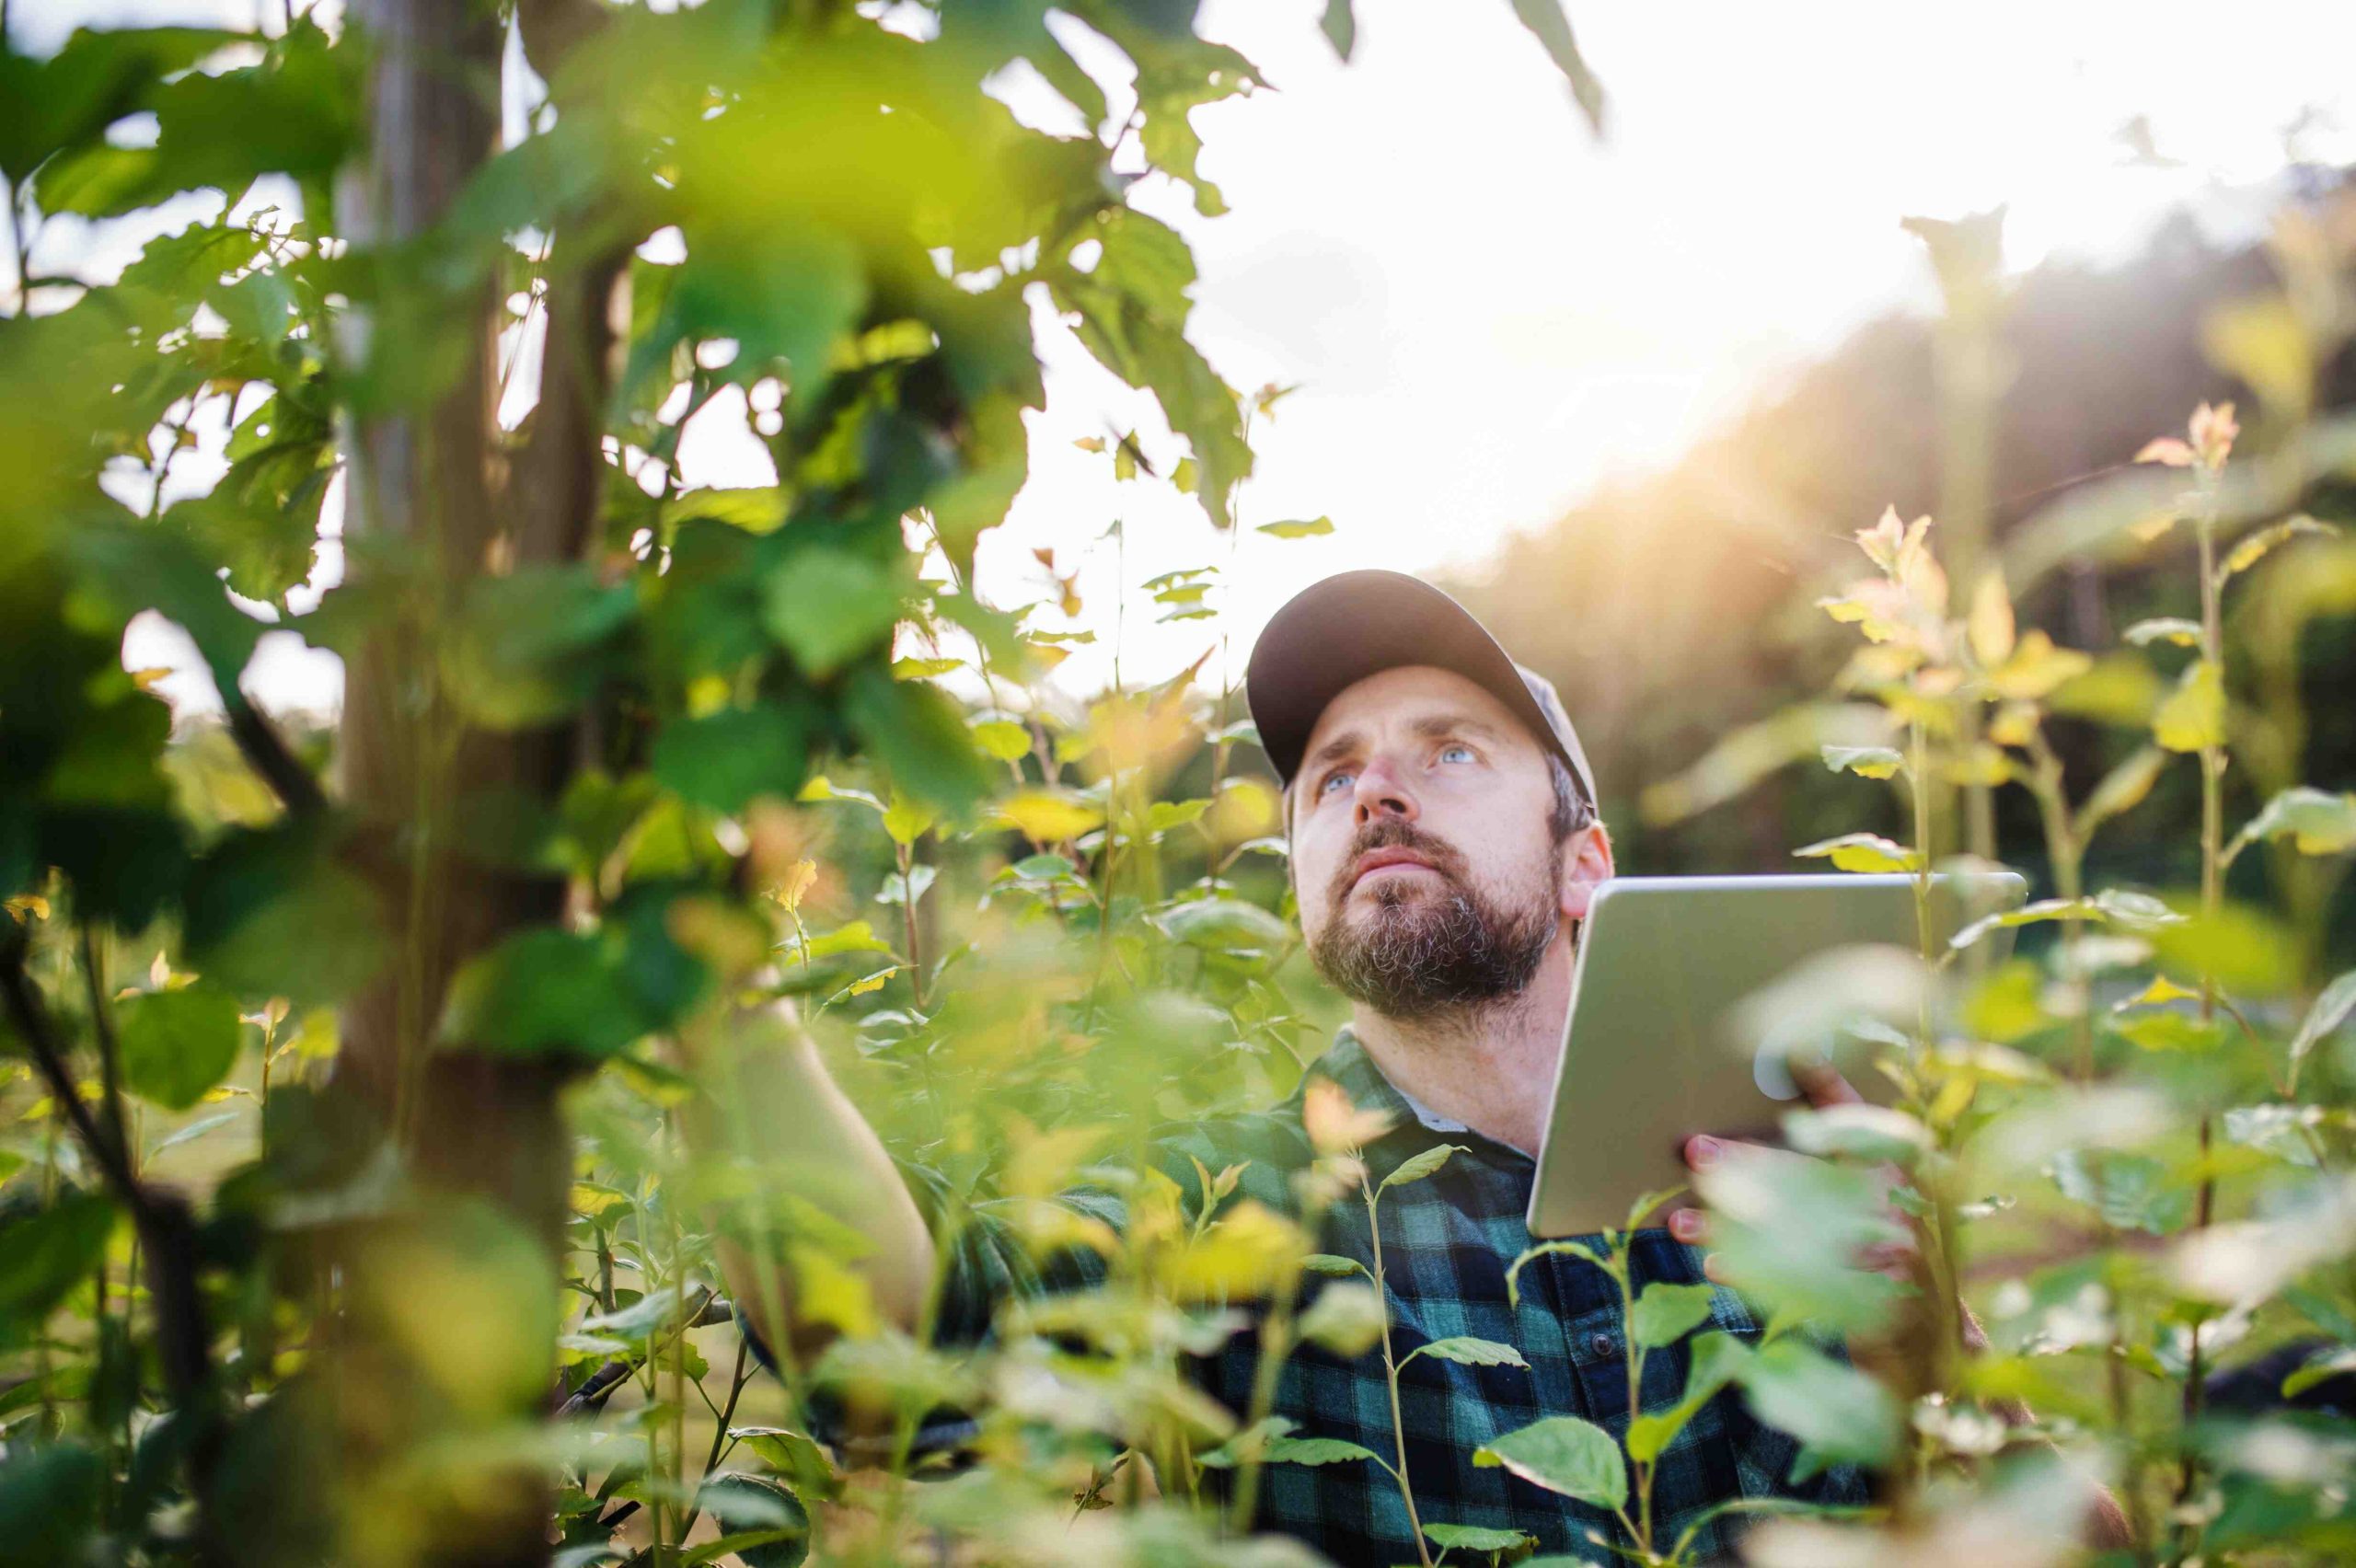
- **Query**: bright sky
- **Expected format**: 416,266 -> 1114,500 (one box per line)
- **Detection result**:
25,0 -> 2356,721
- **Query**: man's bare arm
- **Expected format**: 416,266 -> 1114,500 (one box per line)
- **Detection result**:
676,1003 -> 936,1369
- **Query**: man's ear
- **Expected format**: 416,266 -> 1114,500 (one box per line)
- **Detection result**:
1559,821 -> 1615,922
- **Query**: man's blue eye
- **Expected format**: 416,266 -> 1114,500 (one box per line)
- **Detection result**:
1320,769 -> 1353,795
1439,744 -> 1474,763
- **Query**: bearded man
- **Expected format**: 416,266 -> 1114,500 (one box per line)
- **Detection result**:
691,570 -> 1881,1562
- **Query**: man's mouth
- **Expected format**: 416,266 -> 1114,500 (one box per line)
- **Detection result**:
1349,848 -> 1438,888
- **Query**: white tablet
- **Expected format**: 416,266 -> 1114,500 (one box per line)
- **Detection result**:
1525,871 -> 2027,1239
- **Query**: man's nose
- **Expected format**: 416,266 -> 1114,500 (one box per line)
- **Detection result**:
1351,755 -> 1417,825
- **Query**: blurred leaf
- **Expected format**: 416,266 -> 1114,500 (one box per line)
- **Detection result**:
2290,972 -> 2356,1074
652,704 -> 813,814
2218,514 -> 2335,588
843,665 -> 989,815
1738,1338 -> 1901,1476
2123,617 -> 2202,648
969,718 -> 1032,763
993,789 -> 1102,844
1154,898 -> 1289,957
0,1193 -> 114,1326
1297,1281 -> 1385,1358
116,983 -> 241,1110
2152,659 -> 2223,753
1255,517 -> 1334,540
442,567 -> 635,731
2079,746 -> 2167,834
2203,294 -> 2313,415
1506,0 -> 1607,134
692,1471 -> 808,1568
2226,787 -> 2356,861
1629,1282 -> 1717,1350
761,549 -> 907,681
1792,833 -> 1919,873
2050,1148 -> 2189,1235
1473,1414 -> 1625,1508
1821,745 -> 1902,779
2154,901 -> 2298,997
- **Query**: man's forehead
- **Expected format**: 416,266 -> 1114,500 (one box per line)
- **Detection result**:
1301,664 -> 1527,752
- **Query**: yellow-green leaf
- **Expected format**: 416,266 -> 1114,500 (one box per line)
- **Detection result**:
881,790 -> 937,846
994,789 -> 1103,844
1793,833 -> 1921,873
1255,516 -> 1334,540
2153,660 -> 2224,753
969,718 -> 1033,763
1820,745 -> 1903,780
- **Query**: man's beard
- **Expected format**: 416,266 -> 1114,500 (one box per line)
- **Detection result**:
1308,825 -> 1563,1021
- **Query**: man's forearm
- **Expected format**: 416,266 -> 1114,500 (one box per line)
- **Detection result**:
677,1005 -> 937,1366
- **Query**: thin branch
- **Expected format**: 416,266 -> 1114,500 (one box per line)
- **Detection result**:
223,690 -> 329,819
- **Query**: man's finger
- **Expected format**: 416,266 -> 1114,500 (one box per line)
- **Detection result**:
1791,1056 -> 1865,1109
1669,1206 -> 1707,1245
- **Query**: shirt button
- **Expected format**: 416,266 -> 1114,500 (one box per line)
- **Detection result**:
1589,1332 -> 1613,1356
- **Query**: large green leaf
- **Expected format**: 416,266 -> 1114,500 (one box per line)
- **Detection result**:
115,983 -> 242,1110
651,704 -> 814,813
1737,1338 -> 1900,1477
760,548 -> 907,680
1629,1282 -> 1718,1350
1472,1415 -> 1626,1509
0,26 -> 244,182
0,1193 -> 115,1326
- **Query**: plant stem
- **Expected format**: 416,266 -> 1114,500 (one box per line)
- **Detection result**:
1362,1180 -> 1434,1568
2181,478 -> 2225,1506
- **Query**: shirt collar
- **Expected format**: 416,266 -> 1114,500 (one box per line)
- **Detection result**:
1295,1022 -> 1537,1168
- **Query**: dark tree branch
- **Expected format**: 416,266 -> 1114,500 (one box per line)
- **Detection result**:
224,688 -> 329,820
1,928 -> 223,1556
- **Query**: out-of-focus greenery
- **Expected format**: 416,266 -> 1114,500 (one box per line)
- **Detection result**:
11,0 -> 2356,1561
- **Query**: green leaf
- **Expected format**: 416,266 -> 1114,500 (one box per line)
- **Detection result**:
1263,1434 -> 1382,1468
2078,746 -> 2167,834
1820,745 -> 1903,779
2217,513 -> 2336,588
843,665 -> 990,816
2152,659 -> 2223,753
2049,1148 -> 2189,1235
1301,1252 -> 1369,1278
1792,833 -> 1920,872
2227,787 -> 2356,861
115,984 -> 242,1110
691,1471 -> 808,1568
0,1193 -> 115,1325
441,566 -> 636,731
1255,516 -> 1334,540
1629,1282 -> 1717,1350
969,718 -> 1032,763
2283,1346 -> 2356,1401
1473,1415 -> 1626,1508
1422,1523 -> 1533,1554
1507,0 -> 1608,134
1737,1338 -> 1901,1472
2122,617 -> 2202,648
882,790 -> 939,847
1320,0 -> 1357,60
1296,1281 -> 1386,1358
439,928 -> 656,1058
0,26 -> 244,182
1153,898 -> 1289,956
1380,1143 -> 1462,1192
1629,1330 -> 1753,1462
761,549 -> 907,681
651,704 -> 813,814
1407,1335 -> 1530,1371
2290,971 -> 2356,1074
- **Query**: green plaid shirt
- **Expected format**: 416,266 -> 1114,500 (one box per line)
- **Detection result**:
784,1028 -> 1866,1563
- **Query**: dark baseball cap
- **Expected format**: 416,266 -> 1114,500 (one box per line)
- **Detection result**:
1244,569 -> 1599,815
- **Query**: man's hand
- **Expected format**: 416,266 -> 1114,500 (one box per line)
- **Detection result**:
1666,1059 -> 1922,1294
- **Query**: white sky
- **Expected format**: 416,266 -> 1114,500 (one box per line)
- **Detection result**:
22,0 -> 2356,721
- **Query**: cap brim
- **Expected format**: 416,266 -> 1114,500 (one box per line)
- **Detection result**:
1244,569 -> 1588,802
